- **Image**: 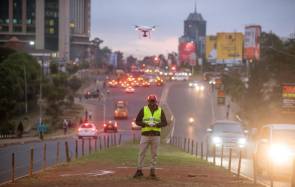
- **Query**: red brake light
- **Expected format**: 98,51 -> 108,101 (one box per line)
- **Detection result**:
103,124 -> 106,127
114,123 -> 118,127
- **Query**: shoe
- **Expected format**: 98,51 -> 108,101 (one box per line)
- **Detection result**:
150,168 -> 157,179
133,169 -> 144,178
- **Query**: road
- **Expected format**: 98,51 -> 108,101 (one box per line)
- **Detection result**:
0,84 -> 163,185
167,80 -> 291,187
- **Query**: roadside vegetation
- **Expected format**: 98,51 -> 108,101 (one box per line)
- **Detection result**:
222,32 -> 295,128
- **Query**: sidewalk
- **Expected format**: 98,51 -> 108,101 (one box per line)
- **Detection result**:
0,80 -> 99,148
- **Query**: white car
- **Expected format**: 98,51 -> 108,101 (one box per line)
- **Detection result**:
255,124 -> 295,176
207,120 -> 248,149
77,122 -> 98,139
189,81 -> 205,91
125,86 -> 135,93
172,73 -> 189,81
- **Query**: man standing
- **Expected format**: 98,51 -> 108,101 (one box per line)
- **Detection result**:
133,95 -> 168,179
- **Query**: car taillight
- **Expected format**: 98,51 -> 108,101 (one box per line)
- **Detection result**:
114,123 -> 117,127
103,124 -> 106,127
91,128 -> 96,131
78,128 -> 82,131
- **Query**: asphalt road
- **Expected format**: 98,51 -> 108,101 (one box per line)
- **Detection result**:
167,80 -> 291,187
0,84 -> 163,185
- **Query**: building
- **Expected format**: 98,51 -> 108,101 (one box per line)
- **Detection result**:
0,0 -> 91,62
179,2 -> 206,62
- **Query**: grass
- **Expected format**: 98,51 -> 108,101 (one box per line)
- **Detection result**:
74,143 -> 208,167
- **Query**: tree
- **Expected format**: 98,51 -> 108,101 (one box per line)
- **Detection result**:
0,47 -> 16,64
0,52 -> 40,132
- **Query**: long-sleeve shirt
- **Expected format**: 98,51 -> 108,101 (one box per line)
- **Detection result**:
135,105 -> 168,136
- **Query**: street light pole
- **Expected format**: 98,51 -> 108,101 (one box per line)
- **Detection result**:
39,59 -> 44,123
24,65 -> 28,113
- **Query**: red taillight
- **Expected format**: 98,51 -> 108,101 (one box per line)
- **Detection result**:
91,127 -> 96,131
78,128 -> 82,131
114,123 -> 118,127
103,124 -> 106,127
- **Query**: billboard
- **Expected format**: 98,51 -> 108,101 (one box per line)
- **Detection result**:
178,41 -> 197,65
205,36 -> 217,64
216,32 -> 244,65
109,52 -> 118,67
282,83 -> 295,112
244,25 -> 261,61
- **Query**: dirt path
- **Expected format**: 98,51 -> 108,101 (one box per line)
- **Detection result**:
4,159 -> 262,187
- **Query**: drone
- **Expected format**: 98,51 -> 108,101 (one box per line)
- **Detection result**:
134,25 -> 156,38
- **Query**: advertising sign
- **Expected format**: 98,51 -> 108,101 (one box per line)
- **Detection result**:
244,25 -> 261,60
216,32 -> 243,65
179,41 -> 196,64
205,36 -> 217,64
282,83 -> 295,112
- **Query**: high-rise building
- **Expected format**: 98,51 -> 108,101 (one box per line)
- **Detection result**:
179,2 -> 206,61
0,0 -> 91,62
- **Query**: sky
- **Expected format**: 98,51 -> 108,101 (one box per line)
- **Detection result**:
91,0 -> 295,59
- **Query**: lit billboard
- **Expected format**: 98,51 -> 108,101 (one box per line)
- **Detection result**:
282,83 -> 295,112
244,25 -> 261,61
205,36 -> 217,64
216,32 -> 244,65
178,41 -> 197,65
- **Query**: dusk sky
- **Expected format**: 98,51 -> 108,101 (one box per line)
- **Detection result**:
91,0 -> 295,58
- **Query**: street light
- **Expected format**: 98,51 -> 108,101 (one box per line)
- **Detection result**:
29,41 -> 35,46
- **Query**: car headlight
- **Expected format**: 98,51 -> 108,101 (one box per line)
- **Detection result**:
268,144 -> 293,164
212,136 -> 222,144
200,86 -> 205,90
238,138 -> 247,147
189,83 -> 193,87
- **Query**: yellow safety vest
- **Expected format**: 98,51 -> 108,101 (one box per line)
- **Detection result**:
142,106 -> 162,133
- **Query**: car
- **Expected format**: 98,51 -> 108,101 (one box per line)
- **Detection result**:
84,90 -> 100,99
125,86 -> 135,93
103,120 -> 118,133
77,122 -> 98,139
172,73 -> 189,81
114,100 -> 128,119
207,120 -> 248,150
131,120 -> 141,130
142,81 -> 150,87
108,80 -> 118,87
255,124 -> 295,177
155,78 -> 164,86
188,81 -> 205,91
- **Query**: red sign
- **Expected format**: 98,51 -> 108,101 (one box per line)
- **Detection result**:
244,25 -> 261,61
179,42 -> 196,64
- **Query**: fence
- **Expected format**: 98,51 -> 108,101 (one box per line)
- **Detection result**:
0,132 -> 141,185
169,136 -> 295,187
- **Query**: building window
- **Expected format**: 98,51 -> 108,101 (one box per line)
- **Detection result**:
26,0 -> 36,33
45,0 -> 58,51
0,0 -> 9,31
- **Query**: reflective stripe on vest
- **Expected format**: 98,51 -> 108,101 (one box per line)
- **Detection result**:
142,106 -> 162,133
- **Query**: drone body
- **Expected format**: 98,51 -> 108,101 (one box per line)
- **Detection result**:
134,25 -> 156,38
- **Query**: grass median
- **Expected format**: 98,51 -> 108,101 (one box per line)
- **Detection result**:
4,142 -> 262,187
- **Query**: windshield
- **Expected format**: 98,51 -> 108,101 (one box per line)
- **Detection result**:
213,123 -> 242,133
272,130 -> 295,142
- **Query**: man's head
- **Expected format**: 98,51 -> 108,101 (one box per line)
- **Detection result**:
147,94 -> 158,109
